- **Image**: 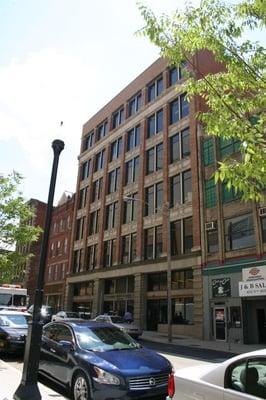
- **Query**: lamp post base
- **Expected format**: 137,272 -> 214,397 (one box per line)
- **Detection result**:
13,382 -> 41,400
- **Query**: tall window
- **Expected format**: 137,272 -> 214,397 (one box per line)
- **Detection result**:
122,233 -> 137,264
172,298 -> 194,325
86,244 -> 98,270
205,178 -> 217,208
262,217 -> 266,243
123,193 -> 138,223
108,167 -> 120,193
147,75 -> 163,102
127,125 -> 140,151
170,170 -> 192,206
78,187 -> 87,209
82,130 -> 94,152
89,210 -> 99,235
125,156 -> 139,185
169,94 -> 189,125
144,226 -> 163,259
73,249 -> 83,273
170,128 -> 190,163
171,218 -> 193,255
112,107 -> 124,129
103,239 -> 117,267
92,178 -> 102,202
146,143 -> 163,175
81,160 -> 91,181
95,149 -> 105,172
128,93 -> 142,117
105,202 -> 118,230
172,269 -> 193,289
97,120 -> 108,141
147,109 -> 163,138
110,137 -> 122,161
207,229 -> 219,253
202,138 -> 214,166
224,214 -> 255,251
219,137 -> 240,158
76,217 -> 85,240
169,65 -> 183,86
145,182 -> 163,215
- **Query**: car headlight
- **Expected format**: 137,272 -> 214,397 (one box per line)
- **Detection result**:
93,367 -> 120,385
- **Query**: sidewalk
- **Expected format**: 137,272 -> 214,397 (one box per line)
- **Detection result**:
141,330 -> 266,354
0,360 -> 66,400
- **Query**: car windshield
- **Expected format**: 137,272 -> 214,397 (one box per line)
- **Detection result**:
0,314 -> 29,327
110,316 -> 126,324
76,326 -> 141,352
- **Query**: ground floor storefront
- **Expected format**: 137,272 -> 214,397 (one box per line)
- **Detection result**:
65,254 -> 203,339
203,258 -> 266,344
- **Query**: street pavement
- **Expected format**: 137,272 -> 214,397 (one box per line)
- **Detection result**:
1,330 -> 264,399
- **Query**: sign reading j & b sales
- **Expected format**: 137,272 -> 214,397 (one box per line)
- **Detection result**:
239,280 -> 266,297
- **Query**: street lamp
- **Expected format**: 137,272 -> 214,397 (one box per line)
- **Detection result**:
123,196 -> 172,343
14,140 -> 64,400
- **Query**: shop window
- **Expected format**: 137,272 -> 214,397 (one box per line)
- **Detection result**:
224,214 -> 255,251
230,306 -> 241,328
147,272 -> 167,291
205,178 -> 217,208
172,297 -> 194,324
202,137 -> 214,166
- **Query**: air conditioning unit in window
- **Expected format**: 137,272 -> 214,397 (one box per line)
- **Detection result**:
205,221 -> 217,231
259,207 -> 266,217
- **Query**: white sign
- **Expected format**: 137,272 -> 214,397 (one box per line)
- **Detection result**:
242,265 -> 266,281
239,280 -> 266,297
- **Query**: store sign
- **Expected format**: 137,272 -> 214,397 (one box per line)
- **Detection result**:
242,265 -> 266,282
239,280 -> 266,297
212,278 -> 231,298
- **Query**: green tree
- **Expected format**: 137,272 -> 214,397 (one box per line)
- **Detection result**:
0,172 -> 42,284
139,0 -> 266,201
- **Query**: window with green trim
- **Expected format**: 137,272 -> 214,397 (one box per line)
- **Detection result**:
202,138 -> 214,166
222,183 -> 240,203
205,178 -> 217,208
219,137 -> 240,159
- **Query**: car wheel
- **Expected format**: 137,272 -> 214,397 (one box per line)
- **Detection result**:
72,371 -> 91,400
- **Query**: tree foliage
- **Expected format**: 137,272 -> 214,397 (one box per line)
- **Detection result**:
0,172 -> 42,284
138,0 -> 266,201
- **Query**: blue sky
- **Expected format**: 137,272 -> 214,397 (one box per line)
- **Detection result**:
0,0 -> 264,204
0,0 -> 183,203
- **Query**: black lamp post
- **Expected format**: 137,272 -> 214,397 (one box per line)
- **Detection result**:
14,139 -> 64,400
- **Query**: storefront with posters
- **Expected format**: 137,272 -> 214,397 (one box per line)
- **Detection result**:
203,260 -> 266,344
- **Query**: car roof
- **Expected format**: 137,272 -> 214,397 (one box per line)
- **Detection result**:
47,320 -> 114,329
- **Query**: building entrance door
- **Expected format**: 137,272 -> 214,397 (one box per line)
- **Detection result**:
257,309 -> 266,343
214,307 -> 226,341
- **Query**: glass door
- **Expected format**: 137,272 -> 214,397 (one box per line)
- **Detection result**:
214,307 -> 226,341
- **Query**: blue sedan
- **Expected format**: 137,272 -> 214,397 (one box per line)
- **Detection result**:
39,320 -> 172,400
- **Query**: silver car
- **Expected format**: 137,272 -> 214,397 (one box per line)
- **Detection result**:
93,315 -> 142,339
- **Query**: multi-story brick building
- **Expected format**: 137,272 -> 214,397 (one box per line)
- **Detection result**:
66,53 -> 226,339
44,192 -> 75,310
24,199 -> 47,304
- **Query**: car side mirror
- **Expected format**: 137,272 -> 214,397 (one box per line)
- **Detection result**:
59,340 -> 74,351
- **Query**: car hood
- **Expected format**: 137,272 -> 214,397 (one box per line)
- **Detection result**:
83,347 -> 171,377
0,327 -> 28,337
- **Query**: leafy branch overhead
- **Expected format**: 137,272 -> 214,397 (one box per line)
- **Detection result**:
0,172 -> 42,284
138,0 -> 266,201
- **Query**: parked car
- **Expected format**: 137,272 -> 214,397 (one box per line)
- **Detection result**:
39,320 -> 173,400
93,314 -> 143,338
0,310 -> 31,354
52,311 -> 81,322
167,349 -> 266,400
28,305 -> 55,324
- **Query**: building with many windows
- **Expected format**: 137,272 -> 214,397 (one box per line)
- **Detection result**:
66,53 -> 224,339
